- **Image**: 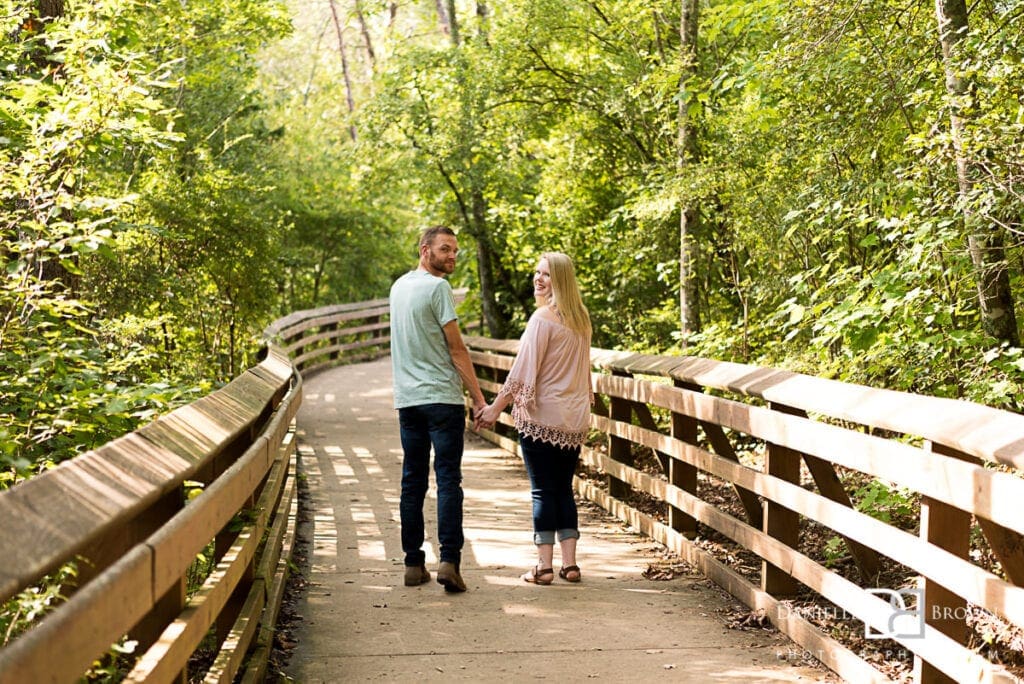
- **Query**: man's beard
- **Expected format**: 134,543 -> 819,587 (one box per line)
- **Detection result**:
429,253 -> 454,274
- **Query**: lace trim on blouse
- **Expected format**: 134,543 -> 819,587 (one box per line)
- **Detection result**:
514,417 -> 587,449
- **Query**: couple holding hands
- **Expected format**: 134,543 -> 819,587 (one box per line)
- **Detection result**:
390,226 -> 591,592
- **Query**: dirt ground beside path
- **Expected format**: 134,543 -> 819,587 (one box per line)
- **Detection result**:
273,358 -> 835,682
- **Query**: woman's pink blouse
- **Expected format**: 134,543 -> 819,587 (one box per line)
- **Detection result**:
497,311 -> 591,449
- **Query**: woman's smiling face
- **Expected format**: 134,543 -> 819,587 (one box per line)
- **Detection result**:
534,257 -> 551,301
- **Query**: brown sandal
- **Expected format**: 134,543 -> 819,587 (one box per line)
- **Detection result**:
522,566 -> 554,585
559,565 -> 581,582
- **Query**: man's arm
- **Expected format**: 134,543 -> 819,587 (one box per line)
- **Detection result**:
442,319 -> 486,412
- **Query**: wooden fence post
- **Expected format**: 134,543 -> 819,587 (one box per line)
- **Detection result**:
913,442 -> 972,684
369,314 -> 383,354
80,487 -> 187,682
762,402 -> 801,597
325,322 -> 339,361
669,379 -> 699,539
607,370 -> 634,500
775,407 -> 880,583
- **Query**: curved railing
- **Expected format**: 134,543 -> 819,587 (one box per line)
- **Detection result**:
263,289 -> 466,374
264,297 -> 390,373
0,297 -> 399,682
466,336 -> 1024,684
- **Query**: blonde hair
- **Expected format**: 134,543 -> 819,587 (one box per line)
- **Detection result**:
542,252 -> 591,339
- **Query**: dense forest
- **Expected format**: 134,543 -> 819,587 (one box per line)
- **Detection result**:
3,0 -> 1024,488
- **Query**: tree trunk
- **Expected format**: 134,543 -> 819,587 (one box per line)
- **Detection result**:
678,0 -> 701,348
470,189 -> 508,338
446,0 -> 460,45
439,3 -> 507,337
353,0 -> 376,70
434,0 -> 450,36
38,0 -> 63,18
328,0 -> 358,141
30,0 -> 79,292
935,0 -> 1019,346
476,2 -> 489,43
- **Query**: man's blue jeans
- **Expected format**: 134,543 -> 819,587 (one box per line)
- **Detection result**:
398,403 -> 465,567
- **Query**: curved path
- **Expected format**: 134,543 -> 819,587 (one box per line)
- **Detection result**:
283,357 -> 831,682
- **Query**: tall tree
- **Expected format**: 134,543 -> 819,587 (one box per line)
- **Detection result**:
476,1 -> 489,42
353,0 -> 376,70
678,0 -> 701,346
934,0 -> 1019,346
434,0 -> 450,35
329,0 -> 358,141
445,0 -> 459,44
456,15 -> 509,337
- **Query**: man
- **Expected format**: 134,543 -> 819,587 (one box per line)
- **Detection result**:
389,225 -> 486,593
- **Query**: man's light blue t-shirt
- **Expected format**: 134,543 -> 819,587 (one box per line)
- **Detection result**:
389,270 -> 464,409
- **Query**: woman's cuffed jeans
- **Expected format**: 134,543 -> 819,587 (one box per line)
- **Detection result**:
520,434 -> 581,545
398,403 -> 465,567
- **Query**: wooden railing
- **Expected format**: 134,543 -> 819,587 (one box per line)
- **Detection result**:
263,288 -> 466,374
7,292 -> 1021,683
265,297 -> 390,373
0,345 -> 300,683
466,336 -> 1024,684
0,298 -> 398,682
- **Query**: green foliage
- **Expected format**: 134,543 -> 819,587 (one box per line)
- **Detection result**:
187,541 -> 217,599
1,0 -> 189,475
0,562 -> 76,647
256,7 -> 419,311
84,637 -> 139,683
263,121 -> 410,309
822,536 -> 847,568
281,0 -> 1024,400
851,478 -> 916,525
82,0 -> 293,381
0,302 -> 200,483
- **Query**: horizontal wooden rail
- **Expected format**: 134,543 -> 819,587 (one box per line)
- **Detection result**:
586,348 -> 1024,470
466,335 -> 1024,684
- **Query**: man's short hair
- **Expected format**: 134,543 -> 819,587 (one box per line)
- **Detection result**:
420,225 -> 456,249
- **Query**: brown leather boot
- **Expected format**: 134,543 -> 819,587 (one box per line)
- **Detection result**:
436,561 -> 467,593
404,564 -> 430,586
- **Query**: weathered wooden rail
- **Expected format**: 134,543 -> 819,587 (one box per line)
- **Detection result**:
0,345 -> 299,683
467,336 -> 1024,684
0,298 -> 396,682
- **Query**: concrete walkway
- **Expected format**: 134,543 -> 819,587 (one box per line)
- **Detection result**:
283,357 -> 831,682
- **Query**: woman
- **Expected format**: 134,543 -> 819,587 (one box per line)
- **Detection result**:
479,252 -> 592,585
